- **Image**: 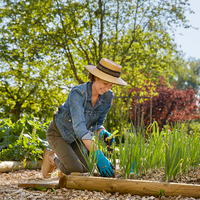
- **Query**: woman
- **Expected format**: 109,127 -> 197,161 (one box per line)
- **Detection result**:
42,58 -> 127,178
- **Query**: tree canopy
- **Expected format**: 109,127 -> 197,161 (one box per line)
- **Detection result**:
172,58 -> 200,91
0,0 -> 194,121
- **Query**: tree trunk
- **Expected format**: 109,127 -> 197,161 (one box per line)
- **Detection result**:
13,102 -> 22,122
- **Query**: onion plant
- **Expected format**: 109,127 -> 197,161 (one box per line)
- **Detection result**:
74,136 -> 98,176
118,126 -> 136,179
143,122 -> 165,173
165,122 -> 190,182
75,121 -> 200,181
188,129 -> 200,170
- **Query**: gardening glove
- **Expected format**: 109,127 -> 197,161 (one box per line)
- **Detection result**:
130,161 -> 135,174
93,149 -> 115,178
100,129 -> 115,146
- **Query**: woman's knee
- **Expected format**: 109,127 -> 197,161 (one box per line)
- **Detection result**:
65,162 -> 84,173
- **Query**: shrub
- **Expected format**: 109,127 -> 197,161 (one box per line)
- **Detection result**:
129,76 -> 200,130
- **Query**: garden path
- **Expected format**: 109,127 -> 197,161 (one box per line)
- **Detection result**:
0,168 -> 199,199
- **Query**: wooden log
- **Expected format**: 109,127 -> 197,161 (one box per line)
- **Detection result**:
18,178 -> 59,189
0,160 -> 42,173
59,175 -> 200,198
18,173 -> 81,189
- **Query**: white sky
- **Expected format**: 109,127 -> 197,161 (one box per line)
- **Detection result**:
174,0 -> 200,60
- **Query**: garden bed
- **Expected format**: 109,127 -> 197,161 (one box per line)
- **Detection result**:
58,166 -> 200,198
59,174 -> 200,198
1,166 -> 200,199
16,166 -> 200,199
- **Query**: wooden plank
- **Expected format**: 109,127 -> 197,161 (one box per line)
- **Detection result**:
0,161 -> 42,173
18,178 -> 59,189
59,175 -> 200,198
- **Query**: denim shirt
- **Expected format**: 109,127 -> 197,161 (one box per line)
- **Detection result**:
54,81 -> 114,144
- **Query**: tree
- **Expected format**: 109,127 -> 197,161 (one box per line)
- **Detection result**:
0,0 -> 194,121
0,0 -> 193,84
171,58 -> 200,91
0,18 -> 68,122
129,77 -> 200,131
0,59 -> 67,122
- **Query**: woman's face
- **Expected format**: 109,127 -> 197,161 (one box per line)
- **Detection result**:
93,77 -> 114,95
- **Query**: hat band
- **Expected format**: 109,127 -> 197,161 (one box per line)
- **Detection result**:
97,63 -> 121,78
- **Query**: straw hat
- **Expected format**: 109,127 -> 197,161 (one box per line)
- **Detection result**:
85,58 -> 127,86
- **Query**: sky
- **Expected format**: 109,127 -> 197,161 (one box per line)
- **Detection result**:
174,0 -> 200,60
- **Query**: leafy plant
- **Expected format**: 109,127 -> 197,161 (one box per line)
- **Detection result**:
0,132 -> 48,163
158,189 -> 165,197
164,122 -> 200,182
143,122 -> 165,173
130,76 -> 200,130
0,116 -> 49,163
0,115 -> 49,151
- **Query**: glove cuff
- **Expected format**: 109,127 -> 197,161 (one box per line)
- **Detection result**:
93,149 -> 104,161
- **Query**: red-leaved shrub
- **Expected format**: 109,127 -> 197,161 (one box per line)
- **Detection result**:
129,77 -> 200,130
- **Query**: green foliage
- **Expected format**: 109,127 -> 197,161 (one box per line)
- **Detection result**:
0,115 -> 49,151
158,189 -> 165,197
164,122 -> 200,182
0,0 -> 193,121
0,115 -> 49,162
0,133 -> 47,163
183,119 -> 200,136
0,118 -> 19,150
74,137 -> 97,176
171,58 -> 200,90
106,121 -> 200,181
118,125 -> 136,179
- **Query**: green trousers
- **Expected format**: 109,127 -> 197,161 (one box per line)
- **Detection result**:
46,120 -> 89,175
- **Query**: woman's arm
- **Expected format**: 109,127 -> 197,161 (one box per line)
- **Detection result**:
82,139 -> 97,151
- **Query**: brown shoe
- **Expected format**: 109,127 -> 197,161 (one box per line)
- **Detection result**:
42,148 -> 55,178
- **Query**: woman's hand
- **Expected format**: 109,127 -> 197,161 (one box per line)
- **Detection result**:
99,129 -> 115,146
93,149 -> 115,177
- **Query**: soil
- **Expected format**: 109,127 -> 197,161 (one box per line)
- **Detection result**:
1,167 -> 200,200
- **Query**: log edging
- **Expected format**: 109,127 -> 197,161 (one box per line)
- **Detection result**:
59,175 -> 200,198
0,160 -> 42,173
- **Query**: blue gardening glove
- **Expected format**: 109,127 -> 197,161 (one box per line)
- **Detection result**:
94,149 -> 115,177
130,161 -> 136,174
100,129 -> 115,146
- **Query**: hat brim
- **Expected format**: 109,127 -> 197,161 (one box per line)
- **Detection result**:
85,65 -> 127,86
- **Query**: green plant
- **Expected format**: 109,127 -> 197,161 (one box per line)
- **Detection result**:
0,115 -> 49,152
158,189 -> 165,197
118,125 -> 138,179
0,132 -> 47,163
164,123 -> 189,182
0,118 -> 24,150
143,122 -> 165,173
74,136 -> 98,176
0,120 -> 49,163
